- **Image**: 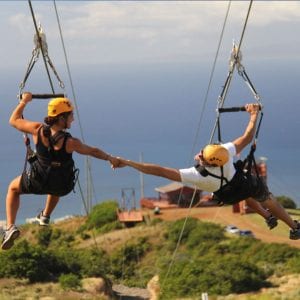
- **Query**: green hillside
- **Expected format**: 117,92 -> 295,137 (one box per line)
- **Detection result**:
1,201 -> 300,300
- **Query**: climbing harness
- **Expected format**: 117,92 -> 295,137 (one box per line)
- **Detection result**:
196,151 -> 266,206
22,125 -> 79,196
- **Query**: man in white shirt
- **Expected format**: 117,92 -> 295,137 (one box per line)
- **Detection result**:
113,104 -> 300,240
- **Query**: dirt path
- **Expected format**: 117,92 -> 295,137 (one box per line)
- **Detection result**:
78,206 -> 300,250
153,206 -> 300,249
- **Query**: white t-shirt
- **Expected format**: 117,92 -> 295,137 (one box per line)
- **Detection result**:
179,142 -> 236,192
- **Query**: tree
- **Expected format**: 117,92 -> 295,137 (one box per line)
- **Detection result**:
276,195 -> 297,209
85,200 -> 118,229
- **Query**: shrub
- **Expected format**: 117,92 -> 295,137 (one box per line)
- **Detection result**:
59,273 -> 81,290
286,254 -> 300,273
51,228 -> 62,240
165,218 -> 199,246
54,247 -> 82,275
97,220 -> 123,234
80,232 -> 91,240
0,240 -> 59,282
186,222 -> 225,249
36,227 -> 53,247
36,227 -> 75,248
79,247 -> 110,277
276,195 -> 297,209
220,235 -> 258,256
110,237 -> 150,283
250,243 -> 298,265
85,200 -> 118,229
160,255 -> 268,298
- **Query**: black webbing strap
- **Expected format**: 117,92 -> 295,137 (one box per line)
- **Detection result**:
22,136 -> 35,174
217,117 -> 222,144
244,144 -> 260,178
195,164 -> 229,185
238,67 -> 259,99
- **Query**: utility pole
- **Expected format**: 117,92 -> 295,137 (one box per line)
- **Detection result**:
139,152 -> 145,199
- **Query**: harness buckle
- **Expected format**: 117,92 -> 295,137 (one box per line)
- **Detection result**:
51,161 -> 61,167
27,153 -> 37,164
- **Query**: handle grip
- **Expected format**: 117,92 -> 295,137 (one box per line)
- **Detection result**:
218,105 -> 262,113
20,93 -> 65,99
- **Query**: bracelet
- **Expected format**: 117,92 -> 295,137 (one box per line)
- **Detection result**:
19,100 -> 26,105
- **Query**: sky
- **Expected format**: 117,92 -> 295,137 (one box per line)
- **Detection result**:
0,1 -> 300,220
0,1 -> 300,68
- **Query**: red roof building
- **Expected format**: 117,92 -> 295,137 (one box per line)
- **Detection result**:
140,182 -> 202,209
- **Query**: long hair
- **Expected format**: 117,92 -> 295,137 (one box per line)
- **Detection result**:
43,111 -> 72,137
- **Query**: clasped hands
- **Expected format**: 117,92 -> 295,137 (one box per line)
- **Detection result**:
108,156 -> 126,169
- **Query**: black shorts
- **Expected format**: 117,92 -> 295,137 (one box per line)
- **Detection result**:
251,177 -> 271,202
20,171 -> 34,194
20,162 -> 78,197
213,174 -> 270,205
20,171 -> 53,195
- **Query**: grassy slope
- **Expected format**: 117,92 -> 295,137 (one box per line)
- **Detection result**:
1,207 -> 300,299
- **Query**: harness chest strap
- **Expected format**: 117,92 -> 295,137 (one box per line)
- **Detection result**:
34,126 -> 72,167
195,164 -> 229,188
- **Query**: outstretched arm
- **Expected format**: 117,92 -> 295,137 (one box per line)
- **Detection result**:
232,103 -> 260,154
67,138 -> 119,166
116,157 -> 181,182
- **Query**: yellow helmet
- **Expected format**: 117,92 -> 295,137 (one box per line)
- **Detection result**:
48,97 -> 73,117
202,144 -> 229,167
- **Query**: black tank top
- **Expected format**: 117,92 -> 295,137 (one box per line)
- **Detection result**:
22,125 -> 77,196
36,126 -> 73,164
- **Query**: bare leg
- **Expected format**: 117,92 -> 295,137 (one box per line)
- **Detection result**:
6,176 -> 22,228
260,194 -> 297,229
245,198 -> 272,219
43,194 -> 60,217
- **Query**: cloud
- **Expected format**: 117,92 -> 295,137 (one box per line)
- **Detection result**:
56,2 -> 300,38
249,1 -> 300,26
59,2 -> 227,40
9,13 -> 32,33
3,1 -> 300,65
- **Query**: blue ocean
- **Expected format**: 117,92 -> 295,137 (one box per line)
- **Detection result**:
0,60 -> 299,224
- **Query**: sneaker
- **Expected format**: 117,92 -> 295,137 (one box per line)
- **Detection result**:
36,211 -> 50,226
266,215 -> 278,230
1,225 -> 20,250
289,221 -> 300,240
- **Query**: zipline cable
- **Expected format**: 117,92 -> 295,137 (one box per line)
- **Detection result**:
20,1 -> 67,176
51,2 -> 110,270
53,0 -> 97,209
161,188 -> 198,288
162,0 -> 233,289
209,0 -> 253,143
53,0 -> 84,143
28,0 -> 55,93
52,2 -> 116,279
161,0 -> 254,292
176,0 -> 232,209
188,0 -> 232,166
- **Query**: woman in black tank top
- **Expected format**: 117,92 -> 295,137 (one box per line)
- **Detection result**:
2,92 -> 119,250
